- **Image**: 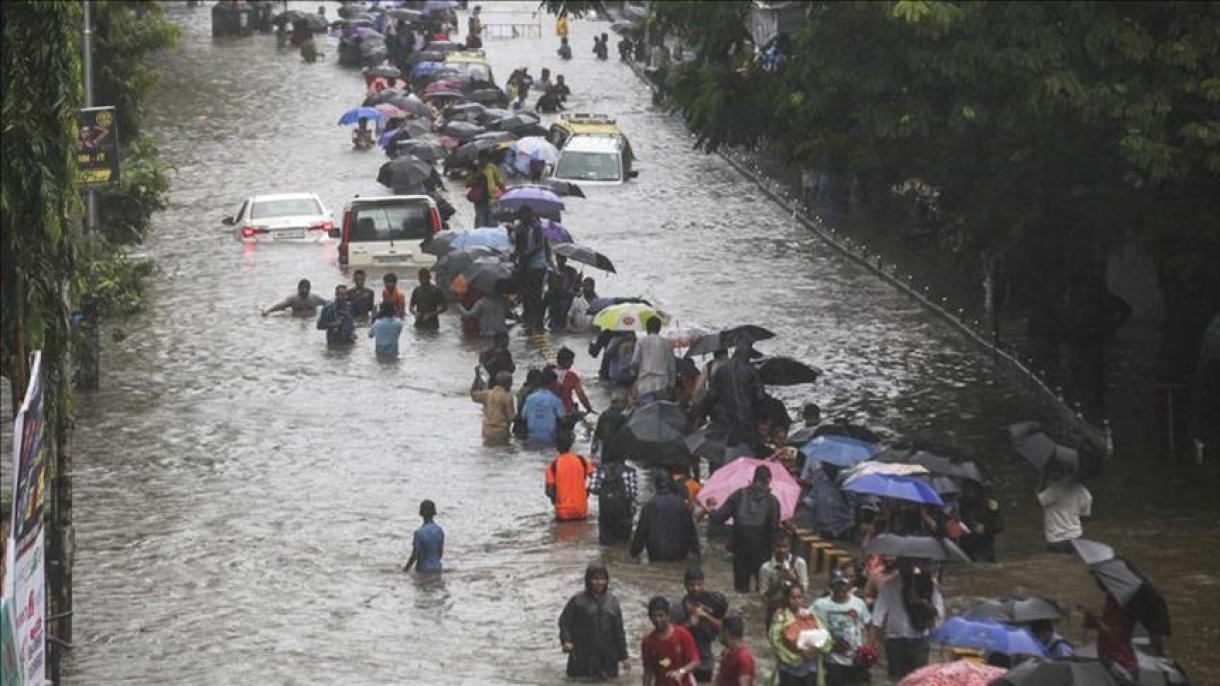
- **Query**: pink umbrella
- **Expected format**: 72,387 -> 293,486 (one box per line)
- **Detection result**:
425,79 -> 463,94
897,661 -> 1005,686
696,457 -> 801,520
374,103 -> 407,119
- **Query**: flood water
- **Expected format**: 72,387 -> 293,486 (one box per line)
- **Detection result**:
61,3 -> 1218,683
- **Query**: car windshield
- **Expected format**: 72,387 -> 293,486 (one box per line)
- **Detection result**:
251,198 -> 322,218
350,203 -> 432,242
555,151 -> 622,182
449,62 -> 493,85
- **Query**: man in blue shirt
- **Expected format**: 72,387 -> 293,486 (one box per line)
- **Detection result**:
403,499 -> 444,575
367,302 -> 403,356
521,369 -> 566,444
317,284 -> 355,345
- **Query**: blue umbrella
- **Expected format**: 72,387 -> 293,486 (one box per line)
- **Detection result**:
842,473 -> 944,506
497,186 -> 565,216
451,227 -> 510,252
800,435 -> 880,467
931,617 -> 1048,657
410,61 -> 444,78
338,107 -> 384,126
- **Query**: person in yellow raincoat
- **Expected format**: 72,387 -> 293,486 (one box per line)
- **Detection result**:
555,12 -> 569,38
768,581 -> 831,686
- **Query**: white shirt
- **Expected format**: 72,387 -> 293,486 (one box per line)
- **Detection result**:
758,554 -> 809,597
870,575 -> 943,639
1037,480 -> 1093,543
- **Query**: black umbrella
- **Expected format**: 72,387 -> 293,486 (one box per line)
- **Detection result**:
491,111 -> 541,133
477,107 -> 514,125
686,324 -> 775,357
993,658 -> 1120,686
610,19 -> 641,36
473,130 -> 515,144
365,64 -> 402,80
964,595 -> 1064,623
876,448 -> 984,483
469,88 -> 507,106
553,243 -> 616,273
460,257 -> 514,295
389,138 -> 446,162
1075,645 -> 1190,686
442,120 -> 484,141
1009,421 -> 1079,474
435,245 -> 501,287
755,357 -> 821,386
426,89 -> 468,104
1070,539 -> 1171,636
378,156 -> 432,190
611,401 -> 691,467
425,40 -> 464,53
412,49 -> 448,64
536,178 -> 586,198
444,101 -> 485,120
385,8 -> 425,22
337,3 -> 369,19
453,137 -> 504,164
422,230 -> 461,256
865,534 -> 972,563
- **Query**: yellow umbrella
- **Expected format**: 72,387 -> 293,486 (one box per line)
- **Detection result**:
592,303 -> 668,332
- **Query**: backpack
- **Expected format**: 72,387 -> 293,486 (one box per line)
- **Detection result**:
733,488 -> 772,529
598,463 -> 634,523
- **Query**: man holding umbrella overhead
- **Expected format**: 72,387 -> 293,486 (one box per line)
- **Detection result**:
695,342 -> 767,456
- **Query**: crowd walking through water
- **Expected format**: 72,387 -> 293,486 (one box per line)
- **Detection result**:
241,3 -> 1191,685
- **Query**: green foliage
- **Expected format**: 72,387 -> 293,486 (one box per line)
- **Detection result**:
81,238 -> 156,317
92,1 -> 180,244
538,1 -> 604,20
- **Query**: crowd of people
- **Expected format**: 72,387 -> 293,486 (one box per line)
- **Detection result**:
256,5 -> 1181,685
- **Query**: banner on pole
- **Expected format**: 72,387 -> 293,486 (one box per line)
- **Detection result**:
78,106 -> 120,188
3,351 -> 47,685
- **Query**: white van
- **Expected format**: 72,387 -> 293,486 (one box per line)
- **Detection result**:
552,135 -> 638,185
333,195 -> 441,272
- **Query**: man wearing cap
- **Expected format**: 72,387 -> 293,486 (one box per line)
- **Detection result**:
812,570 -> 873,685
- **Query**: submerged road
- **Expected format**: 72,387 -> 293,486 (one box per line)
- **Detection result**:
63,2 -> 1218,683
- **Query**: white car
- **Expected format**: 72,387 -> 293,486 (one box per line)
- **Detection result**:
223,192 -> 333,243
551,135 -> 638,185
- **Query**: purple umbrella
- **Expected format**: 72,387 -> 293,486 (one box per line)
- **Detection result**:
497,187 -> 565,216
540,218 -> 573,243
410,61 -> 444,78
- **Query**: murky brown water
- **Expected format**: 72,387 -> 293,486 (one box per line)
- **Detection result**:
59,3 -> 1217,683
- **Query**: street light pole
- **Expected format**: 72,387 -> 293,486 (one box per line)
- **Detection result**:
80,0 -> 100,390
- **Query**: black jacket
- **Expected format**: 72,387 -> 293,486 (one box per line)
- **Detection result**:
558,562 -> 627,678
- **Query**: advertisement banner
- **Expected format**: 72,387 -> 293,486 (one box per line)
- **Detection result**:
77,106 -> 120,188
4,351 -> 47,685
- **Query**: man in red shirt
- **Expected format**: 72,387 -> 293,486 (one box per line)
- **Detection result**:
545,431 -> 594,521
642,596 -> 700,686
1085,590 -> 1137,675
716,615 -> 755,686
554,346 -> 594,416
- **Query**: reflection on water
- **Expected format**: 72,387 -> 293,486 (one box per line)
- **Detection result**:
63,2 -> 1217,683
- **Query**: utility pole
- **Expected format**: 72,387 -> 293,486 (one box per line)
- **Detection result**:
80,0 -> 100,389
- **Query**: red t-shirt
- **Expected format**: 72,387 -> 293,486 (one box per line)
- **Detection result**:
641,624 -> 699,686
554,367 -> 581,413
717,644 -> 756,686
1099,594 -> 1137,671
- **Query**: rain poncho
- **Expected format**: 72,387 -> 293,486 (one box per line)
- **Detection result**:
628,472 -> 700,562
702,344 -> 765,447
799,462 -> 856,539
558,562 -> 628,679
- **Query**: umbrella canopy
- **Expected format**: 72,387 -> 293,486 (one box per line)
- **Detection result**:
755,357 -> 821,386
378,156 -> 432,190
588,296 -> 652,316
530,178 -> 586,198
442,121 -> 484,141
800,434 -> 880,467
896,661 -> 1005,686
610,401 -> 691,467
374,103 -> 407,119
453,137 -> 505,165
474,130 -> 516,144
477,107 -> 515,125
847,462 -> 929,478
497,186 -> 565,217
1070,538 -> 1116,566
609,19 -> 642,36
865,534 -> 971,562
469,87 -> 507,105
388,138 -> 446,162
410,61 -> 445,77
365,64 -> 402,80
553,243 -> 616,273
786,425 -> 819,447
338,106 -> 384,126
964,596 -> 1064,623
443,102 -> 486,121
686,324 -> 776,357
424,89 -> 467,103
1009,421 -> 1079,474
451,227 -> 510,252
435,245 -> 501,286
491,111 -> 542,133
1075,645 -> 1190,686
696,457 -> 802,520
540,218 -> 574,243
818,423 -> 883,443
842,473 -> 945,506
426,79 -> 465,95
510,136 -> 561,168
453,257 -> 513,296
992,659 -> 1120,686
388,94 -> 432,118
422,230 -> 461,256
378,121 -> 431,148
593,303 -> 667,333
683,425 -> 732,463
931,617 -> 1047,656
385,8 -> 425,22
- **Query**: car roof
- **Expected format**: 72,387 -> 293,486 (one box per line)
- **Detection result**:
250,192 -> 322,203
343,194 -> 435,209
445,51 -> 489,64
554,113 -> 623,137
562,136 -> 623,153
